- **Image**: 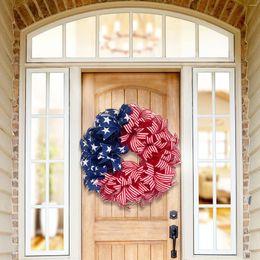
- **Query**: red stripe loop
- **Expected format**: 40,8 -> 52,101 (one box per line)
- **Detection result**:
98,104 -> 181,206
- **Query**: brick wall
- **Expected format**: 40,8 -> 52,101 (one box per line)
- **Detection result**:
241,20 -> 250,260
12,22 -> 20,260
11,0 -> 250,259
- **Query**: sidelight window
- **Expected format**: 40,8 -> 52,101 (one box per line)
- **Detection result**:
193,69 -> 236,254
25,69 -> 69,256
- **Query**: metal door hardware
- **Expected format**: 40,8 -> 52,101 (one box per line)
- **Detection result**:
169,225 -> 178,258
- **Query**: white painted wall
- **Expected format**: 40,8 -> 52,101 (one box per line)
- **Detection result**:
247,3 -> 260,260
0,1 -> 13,260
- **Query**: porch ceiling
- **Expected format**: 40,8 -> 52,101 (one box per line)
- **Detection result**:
13,0 -> 246,30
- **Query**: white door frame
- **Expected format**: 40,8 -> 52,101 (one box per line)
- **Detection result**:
19,64 -> 243,260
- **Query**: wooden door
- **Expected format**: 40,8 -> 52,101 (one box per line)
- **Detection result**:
82,72 -> 180,260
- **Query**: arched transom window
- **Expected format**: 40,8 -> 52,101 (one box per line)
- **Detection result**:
27,8 -> 234,62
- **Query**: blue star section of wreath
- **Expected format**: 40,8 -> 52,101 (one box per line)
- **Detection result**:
80,104 -> 132,192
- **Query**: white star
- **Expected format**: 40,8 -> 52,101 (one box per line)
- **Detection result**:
91,143 -> 98,151
102,127 -> 110,134
119,146 -> 125,153
82,159 -> 88,166
114,110 -> 119,115
82,140 -> 87,147
103,117 -> 111,124
106,146 -> 112,153
98,152 -> 104,159
111,158 -> 115,162
124,114 -> 130,121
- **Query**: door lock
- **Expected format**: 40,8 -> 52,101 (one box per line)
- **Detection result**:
169,210 -> 178,220
169,225 -> 178,258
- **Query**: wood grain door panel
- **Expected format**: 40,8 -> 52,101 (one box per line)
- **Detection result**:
82,73 -> 180,260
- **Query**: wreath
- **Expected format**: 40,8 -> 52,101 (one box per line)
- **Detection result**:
80,104 -> 180,206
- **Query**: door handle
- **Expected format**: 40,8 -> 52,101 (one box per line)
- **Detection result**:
169,225 -> 178,258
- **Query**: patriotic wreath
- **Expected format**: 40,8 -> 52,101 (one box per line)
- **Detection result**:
80,104 -> 180,206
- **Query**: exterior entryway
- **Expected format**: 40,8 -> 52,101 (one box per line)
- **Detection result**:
81,72 -> 180,260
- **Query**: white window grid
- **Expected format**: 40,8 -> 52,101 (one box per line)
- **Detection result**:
193,68 -> 237,255
25,68 -> 70,256
26,8 -> 234,63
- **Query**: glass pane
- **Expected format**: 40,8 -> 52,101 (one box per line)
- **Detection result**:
198,118 -> 212,160
199,25 -> 229,58
199,162 -> 213,204
198,73 -> 212,114
31,163 -> 45,205
133,13 -> 162,57
49,73 -> 64,114
199,208 -> 213,250
49,118 -> 64,160
31,208 -> 46,251
215,72 -> 230,114
49,163 -> 64,205
217,163 -> 231,204
166,17 -> 195,58
216,118 -> 230,159
31,73 -> 46,114
217,208 -> 231,249
99,13 -> 129,57
32,26 -> 62,58
31,118 -> 46,160
49,208 -> 64,250
66,17 -> 96,57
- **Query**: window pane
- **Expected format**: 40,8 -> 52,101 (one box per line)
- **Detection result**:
215,72 -> 230,114
199,208 -> 213,250
49,118 -> 64,160
166,17 -> 195,58
217,208 -> 231,250
31,163 -> 45,205
49,163 -> 64,205
27,70 -> 69,256
198,73 -> 212,114
216,118 -> 230,160
32,26 -> 62,58
31,208 -> 46,251
49,208 -> 64,251
31,73 -> 46,114
194,70 -> 235,255
198,118 -> 212,160
199,163 -> 213,204
49,73 -> 64,114
199,25 -> 229,58
31,118 -> 46,160
66,17 -> 96,57
217,163 -> 231,204
99,13 -> 129,57
133,13 -> 162,57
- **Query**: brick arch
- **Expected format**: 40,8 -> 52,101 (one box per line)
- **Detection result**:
14,0 -> 246,30
11,1 -> 250,260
